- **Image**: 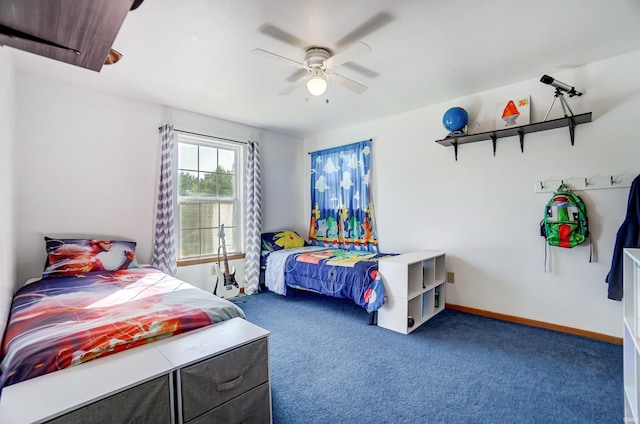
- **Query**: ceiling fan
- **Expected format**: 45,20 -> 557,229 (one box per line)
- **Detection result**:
252,12 -> 393,97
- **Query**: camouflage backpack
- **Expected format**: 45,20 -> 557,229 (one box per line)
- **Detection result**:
540,184 -> 591,267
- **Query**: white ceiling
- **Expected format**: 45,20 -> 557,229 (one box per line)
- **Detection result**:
9,0 -> 640,138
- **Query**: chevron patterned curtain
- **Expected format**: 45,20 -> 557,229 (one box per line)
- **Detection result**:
152,124 -> 178,276
244,140 -> 262,295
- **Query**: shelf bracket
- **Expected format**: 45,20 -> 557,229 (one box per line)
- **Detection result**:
568,117 -> 576,146
490,135 -> 497,157
453,141 -> 458,161
518,130 -> 525,153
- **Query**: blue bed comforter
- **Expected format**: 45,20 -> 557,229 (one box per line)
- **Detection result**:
265,247 -> 396,312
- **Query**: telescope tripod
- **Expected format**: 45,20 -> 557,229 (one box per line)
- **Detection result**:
543,88 -> 575,121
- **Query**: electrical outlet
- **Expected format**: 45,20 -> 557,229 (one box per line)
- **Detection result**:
447,272 -> 455,283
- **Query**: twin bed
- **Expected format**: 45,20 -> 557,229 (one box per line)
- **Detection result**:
0,238 -> 258,423
1,266 -> 245,391
260,230 -> 396,321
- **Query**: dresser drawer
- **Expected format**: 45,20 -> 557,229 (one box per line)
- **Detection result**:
47,375 -> 171,424
180,337 -> 269,422
188,382 -> 271,424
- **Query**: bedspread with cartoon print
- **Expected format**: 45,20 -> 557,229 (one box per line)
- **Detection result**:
265,247 -> 396,312
0,267 -> 245,391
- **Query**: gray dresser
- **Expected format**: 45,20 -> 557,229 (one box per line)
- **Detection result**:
0,318 -> 271,424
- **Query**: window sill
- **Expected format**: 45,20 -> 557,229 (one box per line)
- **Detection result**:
177,253 -> 246,267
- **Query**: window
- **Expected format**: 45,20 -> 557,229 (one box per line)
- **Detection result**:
175,133 -> 244,262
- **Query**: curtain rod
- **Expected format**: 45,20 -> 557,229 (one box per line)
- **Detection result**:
158,126 -> 247,145
307,138 -> 373,155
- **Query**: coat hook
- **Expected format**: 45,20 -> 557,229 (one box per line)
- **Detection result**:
584,178 -> 589,187
539,181 -> 544,190
611,176 -> 615,186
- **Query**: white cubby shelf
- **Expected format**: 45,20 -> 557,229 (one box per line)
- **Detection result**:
377,251 -> 446,334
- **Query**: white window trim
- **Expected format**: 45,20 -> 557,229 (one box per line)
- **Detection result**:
172,132 -> 245,261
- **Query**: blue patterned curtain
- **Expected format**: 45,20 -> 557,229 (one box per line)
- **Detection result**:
152,124 -> 178,275
308,140 -> 378,252
244,140 -> 261,295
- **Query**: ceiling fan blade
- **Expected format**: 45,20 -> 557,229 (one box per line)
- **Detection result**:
279,75 -> 310,95
342,62 -> 379,78
258,23 -> 310,49
327,73 -> 367,94
334,11 -> 394,50
325,41 -> 371,68
286,68 -> 309,82
252,48 -> 306,68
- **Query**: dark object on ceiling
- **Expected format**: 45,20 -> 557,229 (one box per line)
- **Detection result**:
0,0 -> 135,72
130,0 -> 145,11
0,23 -> 80,55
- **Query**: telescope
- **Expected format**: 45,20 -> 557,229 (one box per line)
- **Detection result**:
540,74 -> 582,97
540,74 -> 584,121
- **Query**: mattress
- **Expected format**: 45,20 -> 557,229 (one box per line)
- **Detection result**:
263,246 -> 396,312
0,267 -> 245,391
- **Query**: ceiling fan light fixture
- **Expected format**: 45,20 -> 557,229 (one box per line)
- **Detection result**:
307,75 -> 327,96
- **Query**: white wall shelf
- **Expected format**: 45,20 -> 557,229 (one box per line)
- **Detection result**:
435,112 -> 592,161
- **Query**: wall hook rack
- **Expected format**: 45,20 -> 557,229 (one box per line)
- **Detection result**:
534,174 -> 635,193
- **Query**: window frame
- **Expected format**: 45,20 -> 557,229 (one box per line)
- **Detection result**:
173,132 -> 245,266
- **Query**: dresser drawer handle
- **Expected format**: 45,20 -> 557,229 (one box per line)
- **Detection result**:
217,374 -> 244,392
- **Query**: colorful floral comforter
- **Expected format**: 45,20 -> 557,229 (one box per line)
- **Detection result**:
265,247 -> 396,312
0,267 -> 245,390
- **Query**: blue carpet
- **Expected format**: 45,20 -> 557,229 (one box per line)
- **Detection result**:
234,289 -> 623,424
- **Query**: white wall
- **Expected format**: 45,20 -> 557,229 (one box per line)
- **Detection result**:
14,74 -> 160,284
7,50 -> 638,338
304,50 -> 640,337
12,73 -> 303,293
0,49 -> 16,344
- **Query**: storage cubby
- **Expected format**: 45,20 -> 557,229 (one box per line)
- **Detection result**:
377,251 -> 446,334
408,297 -> 422,326
408,261 -> 424,297
434,284 -> 444,312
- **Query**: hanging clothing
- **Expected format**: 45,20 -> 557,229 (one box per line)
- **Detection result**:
606,174 -> 640,300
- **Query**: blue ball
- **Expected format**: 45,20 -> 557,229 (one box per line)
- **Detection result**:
442,107 -> 469,132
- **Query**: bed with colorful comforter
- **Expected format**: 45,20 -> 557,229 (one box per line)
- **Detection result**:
0,266 -> 245,391
263,245 -> 396,314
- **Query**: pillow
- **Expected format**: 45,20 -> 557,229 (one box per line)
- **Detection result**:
261,230 -> 308,251
43,237 -> 139,278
